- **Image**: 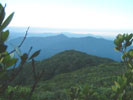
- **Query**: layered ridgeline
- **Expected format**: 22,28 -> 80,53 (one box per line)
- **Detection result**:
7,34 -> 121,61
8,27 -> 114,40
12,50 -> 114,85
11,50 -> 124,100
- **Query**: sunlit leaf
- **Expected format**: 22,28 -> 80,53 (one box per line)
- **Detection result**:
0,12 -> 14,31
0,30 -> 9,42
6,58 -> 18,67
15,46 -> 22,57
114,81 -> 120,89
10,53 -> 15,58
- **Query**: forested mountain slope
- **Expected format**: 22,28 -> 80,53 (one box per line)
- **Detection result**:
35,62 -> 124,100
12,50 -> 114,85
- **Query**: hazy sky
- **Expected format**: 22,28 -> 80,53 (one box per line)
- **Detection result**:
1,0 -> 133,35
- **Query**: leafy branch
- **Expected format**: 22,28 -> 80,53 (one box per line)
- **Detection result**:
0,3 -> 43,100
112,33 -> 133,100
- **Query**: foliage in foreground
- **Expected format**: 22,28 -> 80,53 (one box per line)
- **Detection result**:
112,34 -> 133,100
0,3 -> 42,100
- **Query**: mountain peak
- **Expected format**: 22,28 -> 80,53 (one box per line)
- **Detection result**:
56,34 -> 67,38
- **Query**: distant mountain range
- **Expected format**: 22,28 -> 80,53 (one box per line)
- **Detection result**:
8,27 -> 115,40
8,31 -> 114,40
7,34 -> 121,61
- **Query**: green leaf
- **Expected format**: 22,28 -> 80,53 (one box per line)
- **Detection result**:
0,12 -> 14,32
121,55 -> 125,61
2,53 -> 18,68
121,52 -> 127,60
29,50 -> 41,60
6,58 -> 18,67
127,33 -> 133,40
114,39 -> 119,46
0,30 -> 9,42
114,39 -> 122,47
125,41 -> 132,47
10,44 -> 22,57
0,4 -> 5,25
128,49 -> 133,57
128,63 -> 133,68
130,83 -> 133,86
10,53 -> 15,58
112,86 -> 117,92
117,34 -> 124,42
114,81 -> 120,89
0,43 -> 7,53
2,54 -> 10,64
122,75 -> 127,85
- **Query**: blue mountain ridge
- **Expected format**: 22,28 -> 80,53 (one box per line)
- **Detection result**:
7,34 -> 121,61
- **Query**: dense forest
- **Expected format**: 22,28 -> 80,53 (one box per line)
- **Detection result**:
0,3 -> 133,100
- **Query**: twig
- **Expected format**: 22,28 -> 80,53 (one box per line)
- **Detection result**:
1,27 -> 30,58
28,47 -> 32,56
29,59 -> 44,99
32,59 -> 37,80
18,27 -> 29,48
9,27 -> 30,55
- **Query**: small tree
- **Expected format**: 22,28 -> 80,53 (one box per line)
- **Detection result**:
112,33 -> 133,100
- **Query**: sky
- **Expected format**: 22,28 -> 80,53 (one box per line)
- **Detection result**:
1,0 -> 133,36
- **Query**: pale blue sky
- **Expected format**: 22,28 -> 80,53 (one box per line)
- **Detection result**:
1,0 -> 133,36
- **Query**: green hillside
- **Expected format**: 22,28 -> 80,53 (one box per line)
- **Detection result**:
13,50 -> 114,85
10,50 -> 126,100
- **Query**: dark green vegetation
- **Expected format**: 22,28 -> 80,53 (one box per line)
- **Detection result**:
35,62 -> 125,100
12,50 -> 114,85
10,50 -> 126,100
7,34 -> 121,61
11,50 -> 126,100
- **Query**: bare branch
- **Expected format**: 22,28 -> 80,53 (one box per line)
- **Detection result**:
18,27 -> 29,48
32,59 -> 37,80
29,59 -> 44,99
9,27 -> 30,55
1,27 -> 30,58
28,46 -> 32,56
